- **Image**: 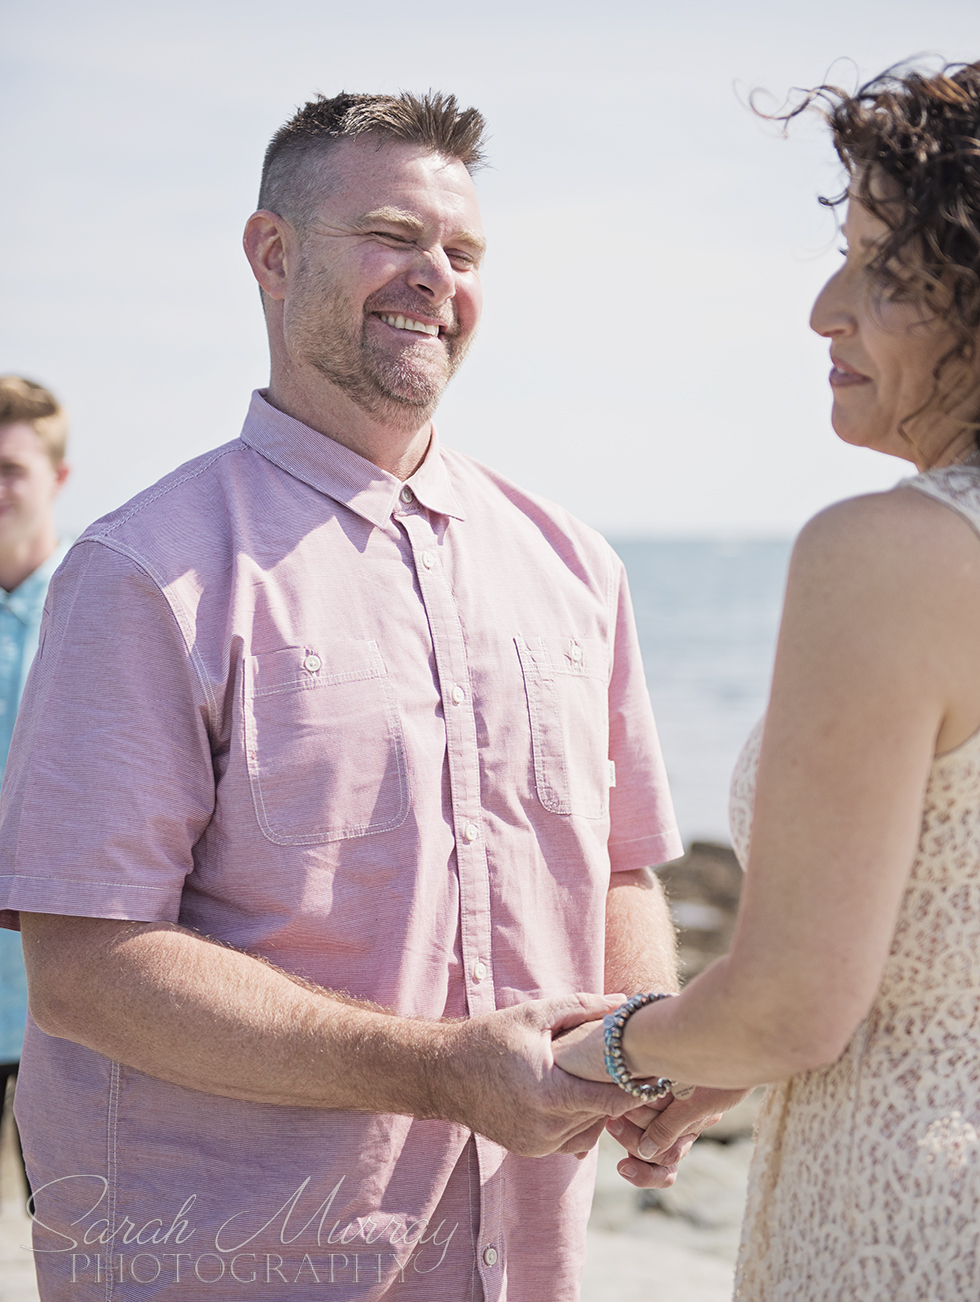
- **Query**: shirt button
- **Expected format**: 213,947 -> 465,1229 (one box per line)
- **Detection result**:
569,641 -> 582,662
473,960 -> 487,982
463,822 -> 479,842
483,1246 -> 498,1267
400,486 -> 414,504
303,654 -> 322,673
451,685 -> 465,704
421,550 -> 436,569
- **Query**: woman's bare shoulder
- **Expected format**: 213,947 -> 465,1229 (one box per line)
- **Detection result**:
791,484 -> 980,590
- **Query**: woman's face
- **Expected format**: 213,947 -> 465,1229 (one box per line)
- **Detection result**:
810,194 -> 979,469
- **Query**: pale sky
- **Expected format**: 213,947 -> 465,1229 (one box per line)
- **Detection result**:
4,0 -> 980,537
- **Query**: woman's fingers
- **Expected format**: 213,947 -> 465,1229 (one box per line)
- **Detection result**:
616,1156 -> 681,1189
607,1113 -> 699,1166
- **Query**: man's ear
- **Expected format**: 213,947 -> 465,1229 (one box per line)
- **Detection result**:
53,460 -> 69,494
243,210 -> 294,301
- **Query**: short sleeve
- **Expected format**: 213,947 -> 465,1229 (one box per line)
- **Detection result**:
607,557 -> 684,872
0,540 -> 215,926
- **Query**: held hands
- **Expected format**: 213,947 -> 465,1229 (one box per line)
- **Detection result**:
550,998 -> 749,1187
440,993 -> 641,1158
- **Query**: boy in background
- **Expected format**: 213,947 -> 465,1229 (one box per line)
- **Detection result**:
0,376 -> 69,1198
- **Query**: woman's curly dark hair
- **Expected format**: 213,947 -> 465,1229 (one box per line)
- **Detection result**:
784,61 -> 980,436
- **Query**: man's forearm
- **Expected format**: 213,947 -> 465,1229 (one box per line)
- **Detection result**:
19,912 -> 637,1158
22,913 -> 451,1113
604,867 -> 679,996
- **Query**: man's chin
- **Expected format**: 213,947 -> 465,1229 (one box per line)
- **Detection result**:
359,361 -> 453,419
306,348 -> 454,426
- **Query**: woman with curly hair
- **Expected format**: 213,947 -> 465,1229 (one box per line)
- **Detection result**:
555,60 -> 980,1299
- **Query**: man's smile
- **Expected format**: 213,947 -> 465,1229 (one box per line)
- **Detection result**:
374,312 -> 442,337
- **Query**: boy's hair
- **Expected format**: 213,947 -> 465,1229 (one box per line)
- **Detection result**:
0,376 -> 68,464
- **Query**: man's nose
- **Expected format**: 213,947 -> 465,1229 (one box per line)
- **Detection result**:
407,245 -> 456,304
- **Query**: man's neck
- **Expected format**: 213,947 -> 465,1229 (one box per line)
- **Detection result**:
265,373 -> 434,481
0,529 -> 60,594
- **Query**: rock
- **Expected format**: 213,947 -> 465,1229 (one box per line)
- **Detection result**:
658,841 -> 742,981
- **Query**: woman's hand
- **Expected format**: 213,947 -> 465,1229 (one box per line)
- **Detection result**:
606,1087 -> 749,1187
551,1015 -> 610,1081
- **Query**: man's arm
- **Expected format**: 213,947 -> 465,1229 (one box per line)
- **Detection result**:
601,869 -> 748,1178
20,912 -> 637,1158
604,867 -> 679,997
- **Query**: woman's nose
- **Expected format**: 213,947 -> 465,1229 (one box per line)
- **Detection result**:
810,267 -> 854,339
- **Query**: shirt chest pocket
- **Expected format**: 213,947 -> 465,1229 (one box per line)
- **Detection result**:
516,634 -> 611,819
243,641 -> 409,845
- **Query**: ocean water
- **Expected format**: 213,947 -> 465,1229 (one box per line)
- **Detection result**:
611,538 -> 794,846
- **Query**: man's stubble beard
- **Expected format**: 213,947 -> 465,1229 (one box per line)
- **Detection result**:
289,264 -> 473,429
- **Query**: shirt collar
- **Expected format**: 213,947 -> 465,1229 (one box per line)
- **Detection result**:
0,539 -> 71,625
238,390 -> 465,528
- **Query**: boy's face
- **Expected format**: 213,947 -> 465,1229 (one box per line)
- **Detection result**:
0,422 -> 68,552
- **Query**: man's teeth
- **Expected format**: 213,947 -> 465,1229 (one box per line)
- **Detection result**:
379,314 -> 439,336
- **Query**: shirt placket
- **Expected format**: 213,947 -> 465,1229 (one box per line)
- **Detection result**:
395,495 -> 506,1301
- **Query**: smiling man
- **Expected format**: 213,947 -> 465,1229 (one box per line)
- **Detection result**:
0,94 -> 735,1302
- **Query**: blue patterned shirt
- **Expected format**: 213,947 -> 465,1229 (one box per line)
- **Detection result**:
0,542 -> 69,1062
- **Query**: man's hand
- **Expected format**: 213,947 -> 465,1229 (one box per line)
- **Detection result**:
438,993 -> 641,1158
605,1087 -> 750,1188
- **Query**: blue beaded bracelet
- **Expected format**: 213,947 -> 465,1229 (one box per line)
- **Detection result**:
602,992 -> 675,1103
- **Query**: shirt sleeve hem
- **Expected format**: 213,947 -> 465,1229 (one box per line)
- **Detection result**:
608,828 -> 685,874
0,877 -> 182,929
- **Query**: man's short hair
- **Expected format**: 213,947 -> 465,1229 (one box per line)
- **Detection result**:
259,91 -> 487,230
0,376 -> 67,465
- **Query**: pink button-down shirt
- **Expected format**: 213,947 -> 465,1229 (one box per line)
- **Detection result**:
0,392 -> 681,1301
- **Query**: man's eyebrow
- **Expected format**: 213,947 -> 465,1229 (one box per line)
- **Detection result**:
358,206 -> 426,234
454,229 -> 487,257
357,207 -> 487,256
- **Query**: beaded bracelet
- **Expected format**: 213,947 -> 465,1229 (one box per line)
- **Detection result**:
602,991 -> 675,1103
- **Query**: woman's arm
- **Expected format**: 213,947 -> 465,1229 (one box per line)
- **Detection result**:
556,485 -> 980,1092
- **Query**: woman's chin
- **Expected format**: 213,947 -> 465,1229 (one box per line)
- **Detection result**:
831,413 -> 916,462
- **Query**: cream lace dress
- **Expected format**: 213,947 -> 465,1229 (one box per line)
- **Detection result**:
731,465 -> 980,1301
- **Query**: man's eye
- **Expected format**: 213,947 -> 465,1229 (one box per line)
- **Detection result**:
373,231 -> 412,244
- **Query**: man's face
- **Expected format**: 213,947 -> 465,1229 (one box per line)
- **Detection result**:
0,423 -> 67,549
281,136 -> 485,421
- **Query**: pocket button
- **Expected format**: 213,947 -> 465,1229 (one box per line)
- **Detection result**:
303,654 -> 322,673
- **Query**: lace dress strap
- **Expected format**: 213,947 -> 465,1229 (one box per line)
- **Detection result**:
902,462 -> 980,537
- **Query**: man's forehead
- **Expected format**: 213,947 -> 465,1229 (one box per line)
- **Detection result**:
312,137 -> 483,231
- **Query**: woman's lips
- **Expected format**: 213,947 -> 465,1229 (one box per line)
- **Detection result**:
829,356 -> 871,388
